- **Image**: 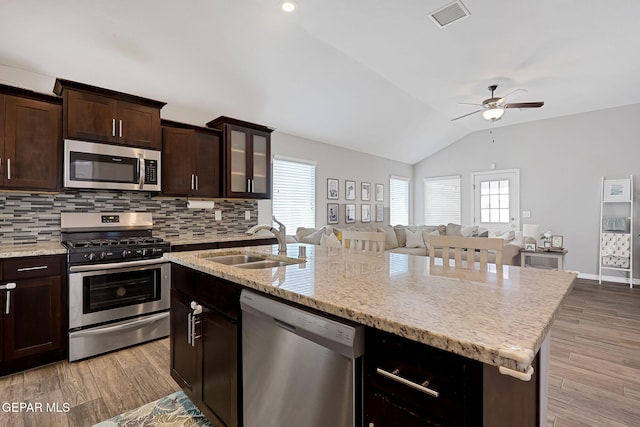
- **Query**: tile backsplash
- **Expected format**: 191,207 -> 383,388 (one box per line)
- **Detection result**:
0,191 -> 258,244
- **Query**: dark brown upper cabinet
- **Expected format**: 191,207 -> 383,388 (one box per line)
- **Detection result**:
207,116 -> 273,199
53,79 -> 165,150
0,85 -> 62,191
162,120 -> 222,198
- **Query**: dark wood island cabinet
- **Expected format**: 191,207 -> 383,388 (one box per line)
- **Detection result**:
0,85 -> 62,191
170,263 -> 241,427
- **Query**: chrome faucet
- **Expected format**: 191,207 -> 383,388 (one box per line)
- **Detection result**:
246,216 -> 287,254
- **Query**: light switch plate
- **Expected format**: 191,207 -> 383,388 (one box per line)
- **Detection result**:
215,210 -> 222,221
522,210 -> 531,218
245,211 -> 251,220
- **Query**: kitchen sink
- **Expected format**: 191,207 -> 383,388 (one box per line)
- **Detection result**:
200,253 -> 304,269
201,254 -> 268,265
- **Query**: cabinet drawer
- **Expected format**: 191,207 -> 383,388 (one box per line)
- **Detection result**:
3,256 -> 62,280
365,329 -> 482,426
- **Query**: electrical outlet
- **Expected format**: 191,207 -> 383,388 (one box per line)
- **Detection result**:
245,211 -> 251,220
522,210 -> 531,218
215,210 -> 222,221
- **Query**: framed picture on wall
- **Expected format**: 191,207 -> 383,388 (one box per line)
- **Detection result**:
361,182 -> 371,201
345,180 -> 356,200
327,203 -> 339,224
327,178 -> 339,200
346,204 -> 356,223
375,204 -> 384,222
375,184 -> 384,202
361,204 -> 371,222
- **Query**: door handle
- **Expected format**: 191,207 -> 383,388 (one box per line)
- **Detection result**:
138,154 -> 145,189
1,283 -> 17,315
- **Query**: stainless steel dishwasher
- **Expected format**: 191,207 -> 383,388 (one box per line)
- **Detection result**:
240,290 -> 365,427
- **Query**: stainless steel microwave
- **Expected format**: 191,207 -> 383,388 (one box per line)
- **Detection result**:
64,139 -> 161,192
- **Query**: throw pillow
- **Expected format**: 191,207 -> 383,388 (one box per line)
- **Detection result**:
446,223 -> 463,236
300,226 -> 334,245
320,232 -> 341,248
405,228 -> 425,248
488,229 -> 515,242
461,225 -> 479,237
423,229 -> 440,250
377,225 -> 399,249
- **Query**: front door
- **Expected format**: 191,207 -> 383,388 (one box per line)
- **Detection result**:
472,169 -> 520,232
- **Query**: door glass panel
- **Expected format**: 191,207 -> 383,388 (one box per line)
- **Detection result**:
230,130 -> 247,192
83,269 -> 160,313
479,179 -> 510,224
252,134 -> 268,194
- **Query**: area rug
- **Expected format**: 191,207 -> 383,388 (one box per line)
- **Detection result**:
93,390 -> 213,427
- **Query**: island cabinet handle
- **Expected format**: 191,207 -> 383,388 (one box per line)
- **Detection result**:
17,265 -> 48,272
376,367 -> 439,398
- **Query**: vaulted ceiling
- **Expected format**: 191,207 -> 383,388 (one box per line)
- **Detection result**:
2,0 -> 640,164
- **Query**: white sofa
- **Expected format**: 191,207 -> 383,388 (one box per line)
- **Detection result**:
293,223 -> 524,266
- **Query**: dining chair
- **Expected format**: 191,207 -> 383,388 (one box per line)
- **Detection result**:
428,235 -> 504,270
341,230 -> 386,255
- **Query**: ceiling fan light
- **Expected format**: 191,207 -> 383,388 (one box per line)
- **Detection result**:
482,107 -> 504,121
281,0 -> 296,12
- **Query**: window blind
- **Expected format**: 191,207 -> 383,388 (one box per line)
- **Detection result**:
424,176 -> 461,225
389,176 -> 409,225
272,158 -> 316,230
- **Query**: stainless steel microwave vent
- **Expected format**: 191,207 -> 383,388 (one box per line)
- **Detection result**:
429,1 -> 470,28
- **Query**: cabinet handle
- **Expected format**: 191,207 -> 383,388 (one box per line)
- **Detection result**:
376,367 -> 439,398
1,283 -> 17,315
191,174 -> 195,191
119,119 -> 123,138
187,312 -> 193,345
112,119 -> 116,137
17,265 -> 48,272
195,175 -> 198,191
247,179 -> 251,192
7,158 -> 10,180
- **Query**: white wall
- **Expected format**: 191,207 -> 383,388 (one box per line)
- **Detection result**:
259,132 -> 413,227
413,103 -> 640,281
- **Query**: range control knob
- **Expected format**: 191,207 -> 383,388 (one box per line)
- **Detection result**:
121,250 -> 131,259
100,251 -> 107,260
85,253 -> 96,262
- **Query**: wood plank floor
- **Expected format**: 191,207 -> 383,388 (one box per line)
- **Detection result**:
0,279 -> 638,426
0,338 -> 180,426
548,279 -> 640,426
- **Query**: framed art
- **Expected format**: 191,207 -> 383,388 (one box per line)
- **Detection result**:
361,204 -> 371,222
327,178 -> 339,200
345,180 -> 356,200
551,235 -> 564,249
375,183 -> 384,202
327,203 -> 339,224
345,204 -> 356,223
361,182 -> 371,201
375,204 -> 384,222
603,178 -> 631,202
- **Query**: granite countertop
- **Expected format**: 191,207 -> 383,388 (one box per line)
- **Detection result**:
0,241 -> 67,258
164,243 -> 576,374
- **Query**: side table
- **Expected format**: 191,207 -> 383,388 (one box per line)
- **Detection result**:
520,249 -> 568,271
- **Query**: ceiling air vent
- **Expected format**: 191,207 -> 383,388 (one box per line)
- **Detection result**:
429,1 -> 470,28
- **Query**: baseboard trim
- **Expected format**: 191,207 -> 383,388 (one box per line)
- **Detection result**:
577,272 -> 639,286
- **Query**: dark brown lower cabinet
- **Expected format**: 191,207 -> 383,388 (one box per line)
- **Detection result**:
170,264 -> 241,427
0,255 -> 67,376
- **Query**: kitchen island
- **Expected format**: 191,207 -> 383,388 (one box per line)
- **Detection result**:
165,243 -> 576,426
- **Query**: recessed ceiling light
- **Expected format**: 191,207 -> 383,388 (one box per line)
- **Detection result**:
281,0 -> 296,12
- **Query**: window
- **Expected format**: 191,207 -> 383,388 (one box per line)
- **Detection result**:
272,156 -> 316,230
389,176 -> 409,225
479,179 -> 509,223
424,176 -> 461,225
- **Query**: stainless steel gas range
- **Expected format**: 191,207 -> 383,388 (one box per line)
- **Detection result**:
60,212 -> 171,362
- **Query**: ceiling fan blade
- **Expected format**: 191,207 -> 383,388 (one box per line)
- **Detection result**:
458,102 -> 483,106
450,109 -> 483,121
500,88 -> 528,103
504,102 -> 544,109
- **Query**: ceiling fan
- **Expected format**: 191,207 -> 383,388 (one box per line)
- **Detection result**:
451,85 -> 544,122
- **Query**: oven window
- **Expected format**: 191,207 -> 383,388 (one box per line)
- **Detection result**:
83,269 -> 161,313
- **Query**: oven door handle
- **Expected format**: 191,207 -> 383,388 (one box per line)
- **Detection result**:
69,258 -> 169,273
70,311 -> 169,337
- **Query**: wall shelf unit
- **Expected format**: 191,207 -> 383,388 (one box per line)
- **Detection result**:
599,176 -> 634,288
